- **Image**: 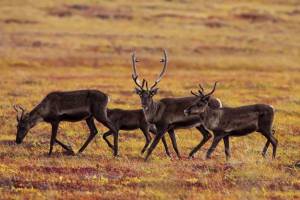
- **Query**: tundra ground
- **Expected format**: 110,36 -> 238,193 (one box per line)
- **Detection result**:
0,0 -> 300,199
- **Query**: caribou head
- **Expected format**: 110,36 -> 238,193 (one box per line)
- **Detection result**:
13,105 -> 31,144
131,49 -> 168,111
184,82 -> 218,116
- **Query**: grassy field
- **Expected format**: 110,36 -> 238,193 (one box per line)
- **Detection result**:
0,0 -> 300,199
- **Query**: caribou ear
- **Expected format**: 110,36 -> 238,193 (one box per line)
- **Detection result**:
150,88 -> 159,96
135,88 -> 142,95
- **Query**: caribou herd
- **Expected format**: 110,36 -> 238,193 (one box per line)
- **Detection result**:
13,50 -> 278,161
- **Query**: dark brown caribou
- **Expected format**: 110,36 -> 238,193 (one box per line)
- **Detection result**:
13,90 -> 119,156
131,50 -> 222,161
184,82 -> 278,160
102,108 -> 180,157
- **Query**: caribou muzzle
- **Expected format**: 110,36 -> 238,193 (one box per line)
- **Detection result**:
16,138 -> 22,144
142,105 -> 149,111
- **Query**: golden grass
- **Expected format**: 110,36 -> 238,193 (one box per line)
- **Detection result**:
0,0 -> 300,199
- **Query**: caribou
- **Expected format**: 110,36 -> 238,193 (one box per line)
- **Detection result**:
184,82 -> 278,160
131,49 -> 223,161
13,90 -> 119,156
102,108 -> 180,157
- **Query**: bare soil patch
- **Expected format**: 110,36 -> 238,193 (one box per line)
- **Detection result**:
231,8 -> 280,23
48,4 -> 133,20
3,19 -> 38,24
194,44 -> 259,55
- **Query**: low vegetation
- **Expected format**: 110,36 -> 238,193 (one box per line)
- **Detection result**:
0,0 -> 299,199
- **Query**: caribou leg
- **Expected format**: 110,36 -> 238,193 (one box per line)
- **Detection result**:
148,126 -> 172,157
49,122 -> 59,155
223,136 -> 231,161
189,126 -> 212,158
94,113 -> 119,156
141,127 -> 152,154
168,129 -> 181,158
161,136 -> 171,157
78,117 -> 98,154
102,130 -> 115,150
144,124 -> 168,161
55,139 -> 75,155
262,129 -> 276,157
206,132 -> 227,159
103,122 -> 119,156
261,131 -> 278,158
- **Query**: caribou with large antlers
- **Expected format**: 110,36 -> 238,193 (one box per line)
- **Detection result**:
131,50 -> 223,161
13,90 -> 119,156
184,83 -> 278,160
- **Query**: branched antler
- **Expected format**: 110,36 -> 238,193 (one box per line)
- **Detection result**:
198,84 -> 205,96
191,91 -> 200,97
13,104 -> 25,120
150,49 -> 168,90
191,82 -> 218,97
131,49 -> 168,91
131,52 -> 144,90
204,82 -> 218,97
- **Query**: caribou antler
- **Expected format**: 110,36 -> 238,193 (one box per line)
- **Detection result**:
204,82 -> 218,97
191,82 -> 218,97
13,104 -> 25,121
191,90 -> 200,97
198,84 -> 205,95
191,83 -> 205,97
150,49 -> 168,90
131,49 -> 168,91
131,52 -> 144,90
13,104 -> 25,113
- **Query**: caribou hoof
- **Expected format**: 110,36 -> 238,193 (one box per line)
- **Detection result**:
68,150 -> 76,156
144,156 -> 150,162
140,150 -> 146,155
64,149 -> 75,156
64,146 -> 75,156
188,154 -> 194,159
113,153 -> 120,158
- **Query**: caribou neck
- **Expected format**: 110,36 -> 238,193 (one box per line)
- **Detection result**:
201,106 -> 221,131
28,105 -> 44,127
143,100 -> 160,123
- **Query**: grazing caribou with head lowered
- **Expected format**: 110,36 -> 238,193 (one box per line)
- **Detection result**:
13,90 -> 119,156
184,82 -> 278,160
131,50 -> 222,161
102,108 -> 179,157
